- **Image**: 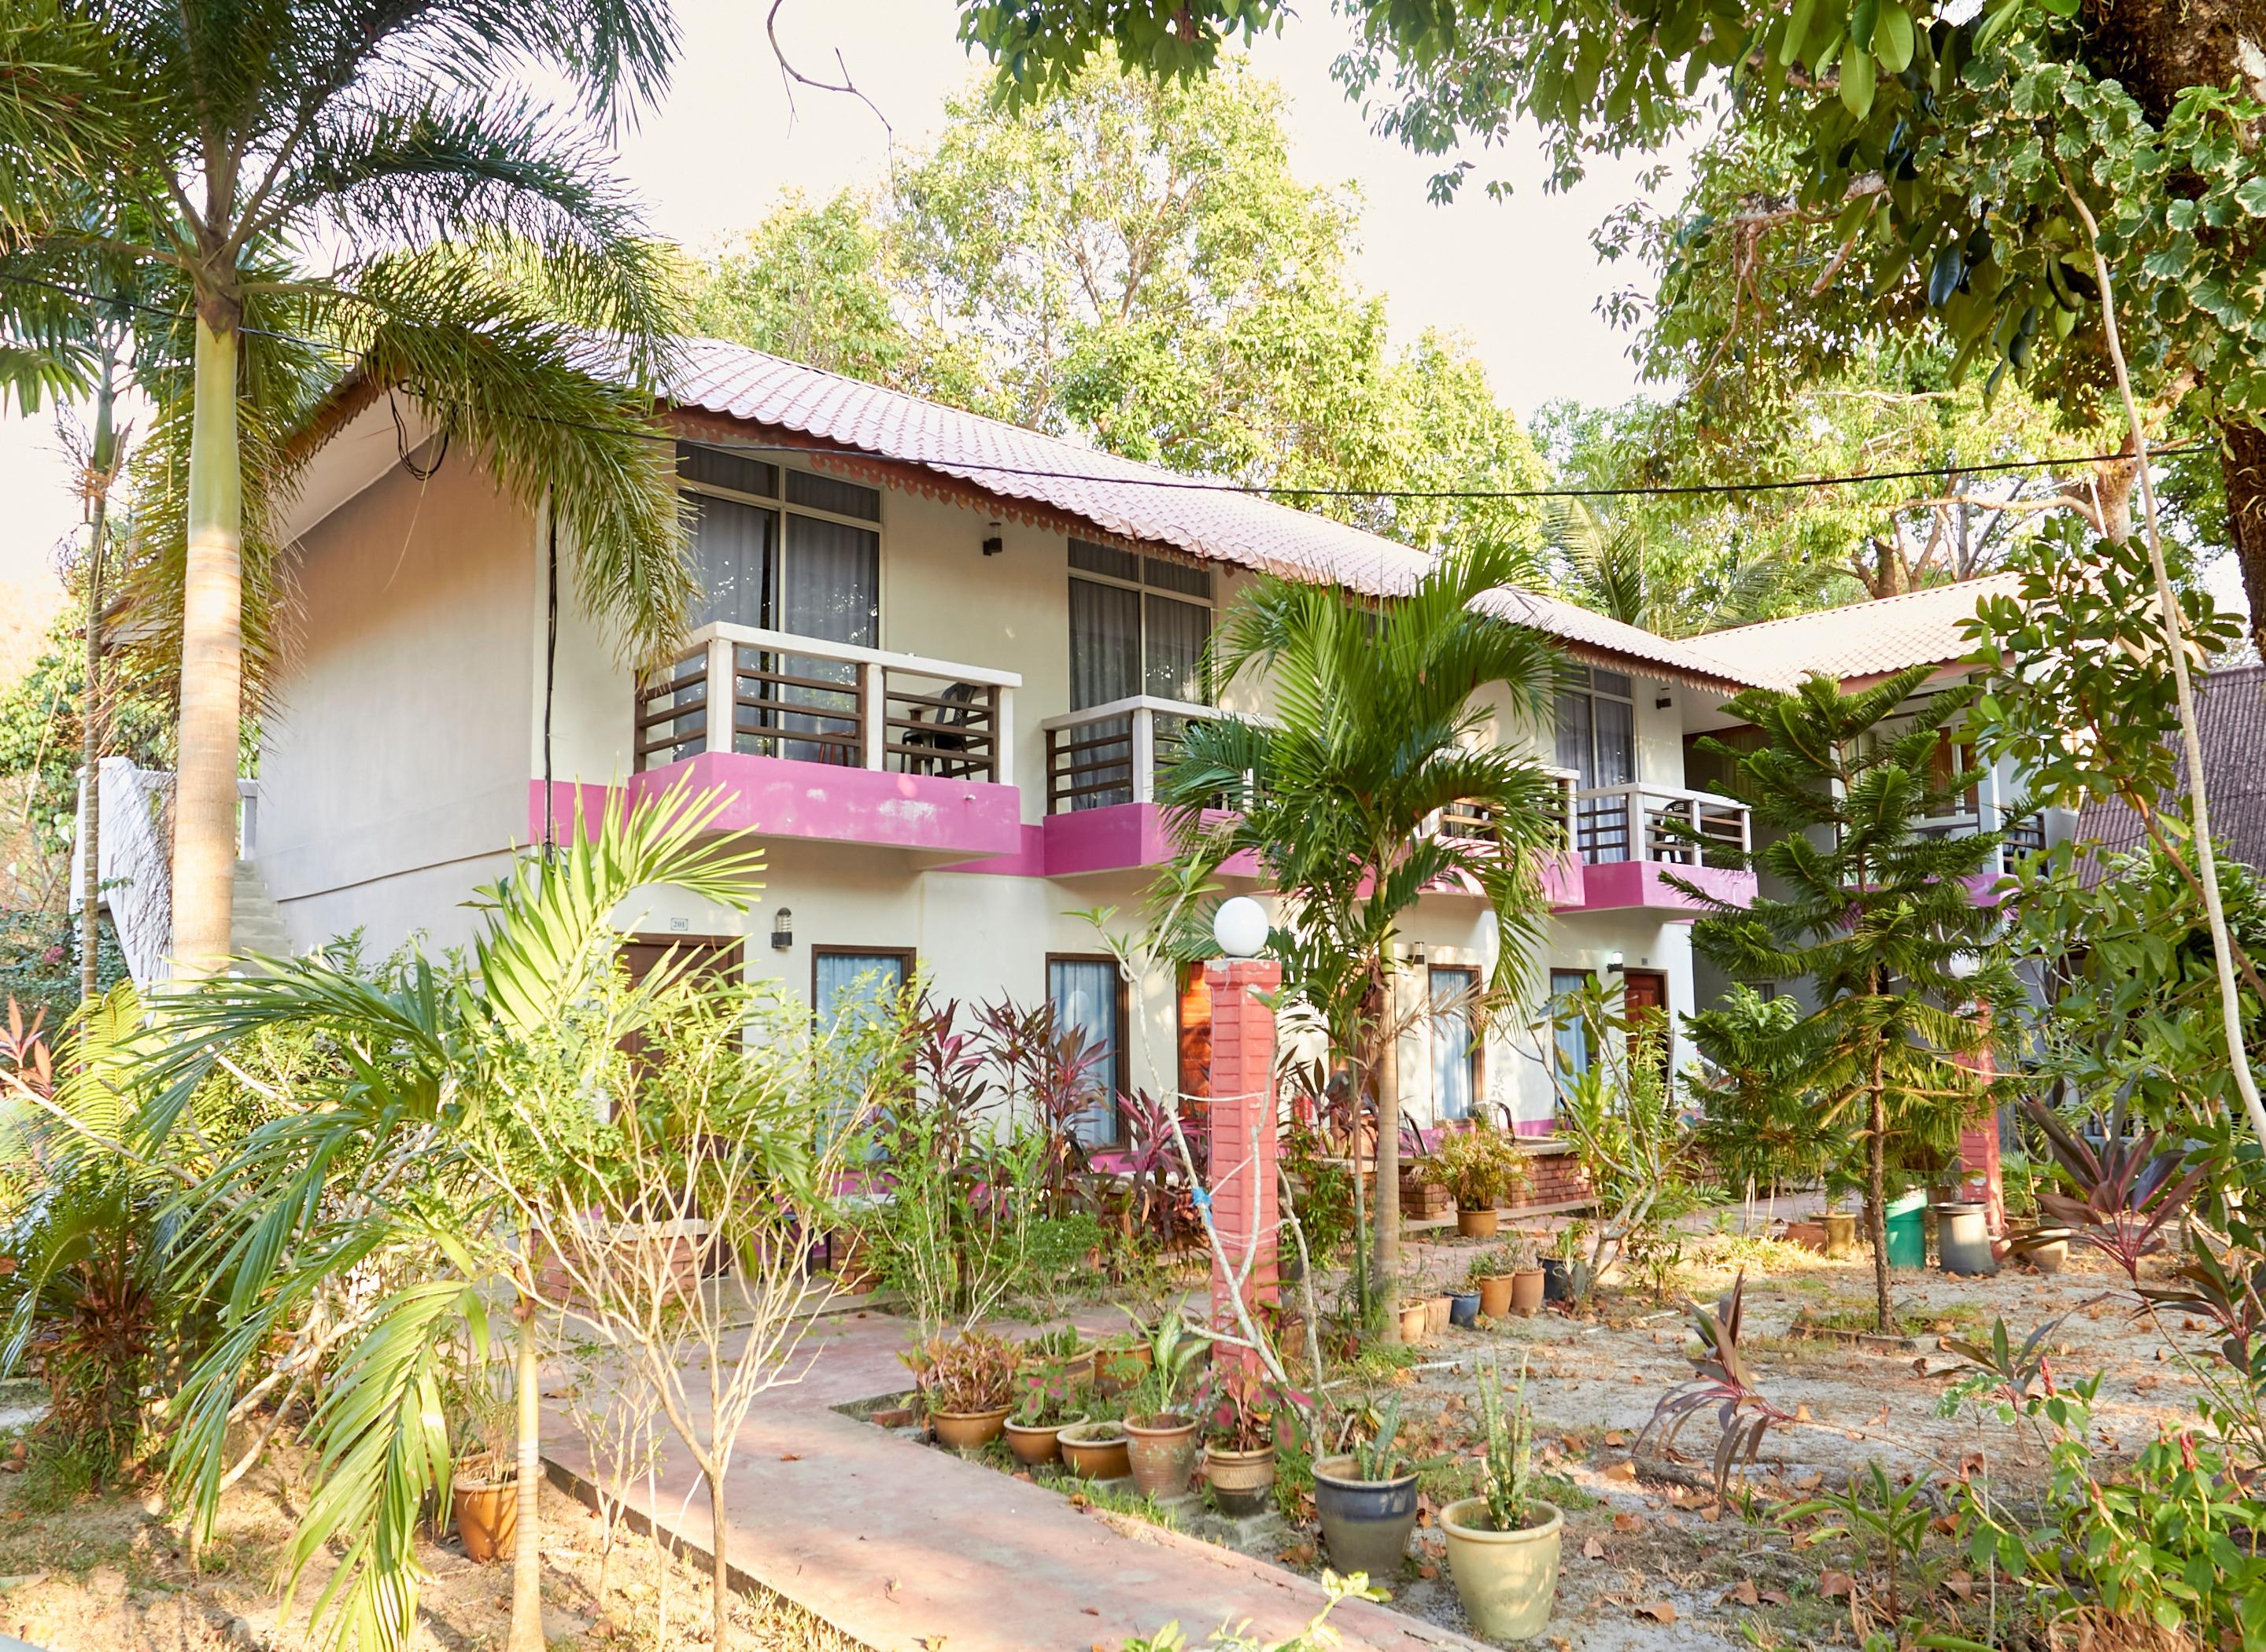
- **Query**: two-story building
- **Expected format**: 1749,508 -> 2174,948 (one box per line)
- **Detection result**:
88,340 -> 2043,1143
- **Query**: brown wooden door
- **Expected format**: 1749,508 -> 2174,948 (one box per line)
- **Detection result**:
618,936 -> 743,1062
1622,970 -> 1670,1077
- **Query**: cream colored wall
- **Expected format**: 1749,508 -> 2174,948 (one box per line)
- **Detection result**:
261,459 -> 537,955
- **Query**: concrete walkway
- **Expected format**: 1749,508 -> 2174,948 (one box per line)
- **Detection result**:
542,1306 -> 1486,1652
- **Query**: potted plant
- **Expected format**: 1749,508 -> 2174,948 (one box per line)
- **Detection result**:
1441,1359 -> 1563,1639
1541,1222 -> 1582,1302
1434,1126 -> 1529,1238
1469,1247 -> 1514,1318
1199,1366 -> 1282,1517
1506,1234 -> 1545,1316
448,1363 -> 518,1564
1396,1298 -> 1430,1342
901,1329 -> 1021,1451
1003,1359 -> 1087,1468
1057,1418 -> 1132,1479
1120,1311 -> 1212,1499
1313,1399 -> 1423,1578
1449,1282 -> 1482,1327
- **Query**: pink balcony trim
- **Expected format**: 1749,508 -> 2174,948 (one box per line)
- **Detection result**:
1513,1118 -> 1559,1138
530,751 -> 1024,859
1572,858 -> 1757,916
1540,849 -> 1585,909
944,802 -> 1259,879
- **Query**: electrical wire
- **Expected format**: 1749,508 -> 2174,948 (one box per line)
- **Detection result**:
0,266 -> 2201,504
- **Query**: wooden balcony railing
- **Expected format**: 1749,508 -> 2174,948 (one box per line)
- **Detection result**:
1434,768 -> 1578,853
1574,783 -> 1751,868
1039,695 -> 1226,813
634,623 -> 1020,784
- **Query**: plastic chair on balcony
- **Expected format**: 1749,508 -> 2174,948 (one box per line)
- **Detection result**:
899,680 -> 983,777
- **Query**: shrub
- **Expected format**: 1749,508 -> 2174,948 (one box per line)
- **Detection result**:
902,1331 -> 1021,1416
1430,1126 -> 1529,1212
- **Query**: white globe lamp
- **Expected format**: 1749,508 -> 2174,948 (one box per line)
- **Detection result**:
1213,896 -> 1271,960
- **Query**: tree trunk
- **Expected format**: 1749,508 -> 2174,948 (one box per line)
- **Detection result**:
1373,959 -> 1401,1342
1869,1049 -> 1891,1335
508,1292 -> 544,1652
172,317 -> 245,979
2218,419 -> 2266,659
707,1468 -> 733,1651
79,362 -> 113,1008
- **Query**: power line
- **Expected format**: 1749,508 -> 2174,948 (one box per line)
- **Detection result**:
0,266 -> 2198,504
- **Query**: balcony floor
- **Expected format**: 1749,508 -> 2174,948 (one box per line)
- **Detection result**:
535,751 -> 1025,859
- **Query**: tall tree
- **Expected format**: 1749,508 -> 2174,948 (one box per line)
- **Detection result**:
958,0 -> 2266,651
1157,546 -> 1565,1338
0,0 -> 692,979
690,57 -> 1551,575
1685,667 -> 2019,1332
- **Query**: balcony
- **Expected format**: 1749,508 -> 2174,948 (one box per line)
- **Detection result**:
1429,769 -> 1585,908
596,623 -> 1024,858
1567,783 -> 1757,914
1916,809 -> 2050,902
1032,695 -> 1249,876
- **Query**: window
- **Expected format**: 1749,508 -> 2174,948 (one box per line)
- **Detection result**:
813,949 -> 913,1031
1557,667 -> 1637,862
1067,540 -> 1213,710
1548,968 -> 1592,1103
677,441 -> 881,645
1048,955 -> 1127,1148
1429,965 -> 1480,1123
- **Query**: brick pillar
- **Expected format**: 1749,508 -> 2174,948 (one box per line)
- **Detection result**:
1954,1029 -> 2005,1233
1207,959 -> 1281,1360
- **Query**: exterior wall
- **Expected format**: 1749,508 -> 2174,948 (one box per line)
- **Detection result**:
261,459 -> 537,955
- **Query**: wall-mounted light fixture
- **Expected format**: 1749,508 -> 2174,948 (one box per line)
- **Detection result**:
982,520 -> 1004,556
1655,689 -> 1674,710
1602,949 -> 1625,972
769,907 -> 794,951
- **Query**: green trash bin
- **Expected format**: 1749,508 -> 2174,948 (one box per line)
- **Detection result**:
1884,1189 -> 1928,1269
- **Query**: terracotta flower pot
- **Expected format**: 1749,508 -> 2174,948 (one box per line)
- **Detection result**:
932,1406 -> 1011,1451
1456,1206 -> 1500,1239
1425,1295 -> 1452,1336
452,1458 -> 518,1564
1441,1497 -> 1563,1641
1004,1411 -> 1087,1468
1124,1413 -> 1201,1499
1781,1219 -> 1829,1253
1397,1300 -> 1430,1341
1821,1211 -> 1859,1259
1057,1420 -> 1131,1480
1204,1441 -> 1277,1517
1509,1267 -> 1546,1316
1094,1344 -> 1150,1399
1475,1274 -> 1516,1318
1312,1455 -> 1419,1579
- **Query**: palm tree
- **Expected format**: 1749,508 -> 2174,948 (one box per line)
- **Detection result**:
142,786 -> 766,1652
0,0 -> 692,979
1157,546 -> 1567,1337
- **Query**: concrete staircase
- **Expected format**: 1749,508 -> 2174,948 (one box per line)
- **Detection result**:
230,858 -> 293,961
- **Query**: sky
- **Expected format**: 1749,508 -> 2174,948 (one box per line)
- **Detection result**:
0,0 -> 1675,601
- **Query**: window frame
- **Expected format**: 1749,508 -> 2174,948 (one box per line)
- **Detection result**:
1066,540 -> 1217,710
1426,962 -> 1482,1123
1555,665 -> 1639,787
1046,950 -> 1131,1145
678,444 -> 888,642
810,946 -> 917,1022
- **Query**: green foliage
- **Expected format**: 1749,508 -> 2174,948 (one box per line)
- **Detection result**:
1427,1123 -> 1529,1211
1688,983 -> 1837,1199
1124,1310 -> 1212,1422
1121,1569 -> 1388,1652
1688,666 -> 2021,1330
902,1330 -> 1023,1416
0,909 -> 127,1037
1345,1398 -> 1410,1483
1550,974 -> 1696,1294
1473,1355 -> 1537,1533
1281,1123 -> 1355,1264
690,57 -> 1550,573
1784,1462 -> 1937,1624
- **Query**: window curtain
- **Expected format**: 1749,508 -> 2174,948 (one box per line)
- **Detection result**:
688,495 -> 775,629
1144,594 -> 1210,703
1430,968 -> 1477,1122
1069,578 -> 1142,710
1048,958 -> 1122,1147
773,515 -> 879,762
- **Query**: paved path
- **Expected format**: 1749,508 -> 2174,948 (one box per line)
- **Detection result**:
542,1307 -> 1485,1652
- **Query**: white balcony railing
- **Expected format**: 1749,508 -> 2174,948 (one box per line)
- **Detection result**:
1039,695 -> 1223,813
1574,783 -> 1750,868
634,623 -> 1020,787
1915,809 -> 2050,873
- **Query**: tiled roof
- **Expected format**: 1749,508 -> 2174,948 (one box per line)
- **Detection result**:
652,337 -> 1434,597
1689,573 -> 2021,686
1471,588 -> 1774,693
2078,664 -> 2266,873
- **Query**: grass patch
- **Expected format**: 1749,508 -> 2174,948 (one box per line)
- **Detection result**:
1344,1342 -> 1423,1382
1058,1476 -> 1184,1532
1801,1300 -> 1984,1337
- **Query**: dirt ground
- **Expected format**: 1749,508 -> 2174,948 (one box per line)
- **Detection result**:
0,1447 -> 858,1652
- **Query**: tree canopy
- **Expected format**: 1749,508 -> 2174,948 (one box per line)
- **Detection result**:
957,0 -> 2266,647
